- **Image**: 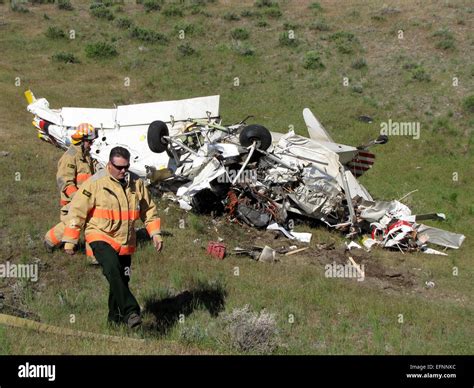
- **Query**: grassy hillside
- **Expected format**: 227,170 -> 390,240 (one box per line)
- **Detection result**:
0,0 -> 473,354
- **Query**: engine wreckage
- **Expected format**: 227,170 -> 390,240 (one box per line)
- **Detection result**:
25,90 -> 465,255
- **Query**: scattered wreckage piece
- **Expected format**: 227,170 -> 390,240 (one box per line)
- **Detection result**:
206,241 -> 226,260
25,90 -> 465,255
259,246 -> 277,263
285,247 -> 309,256
356,199 -> 465,254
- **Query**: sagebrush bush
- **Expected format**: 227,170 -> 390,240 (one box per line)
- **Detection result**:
130,26 -> 168,44
115,17 -> 132,30
411,65 -> 431,82
309,2 -> 323,12
223,12 -> 240,21
329,31 -> 357,42
283,21 -> 298,30
432,28 -> 454,40
90,4 -> 115,20
255,0 -> 278,8
45,26 -> 66,39
177,42 -> 197,57
351,84 -> 363,93
241,9 -> 260,18
279,31 -> 299,46
85,41 -> 118,58
435,39 -> 455,50
221,305 -> 279,353
371,14 -> 386,21
328,30 -> 359,53
143,0 -> 161,12
179,324 -> 207,345
303,51 -> 324,69
231,28 -> 250,40
162,4 -> 183,17
309,20 -> 331,31
233,43 -> 255,56
52,52 -> 79,63
463,95 -> 474,113
57,0 -> 73,10
174,22 -> 199,35
432,116 -> 453,133
433,28 -> 455,50
351,58 -> 367,69
263,7 -> 281,18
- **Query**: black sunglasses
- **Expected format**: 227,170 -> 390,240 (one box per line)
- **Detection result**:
110,161 -> 130,171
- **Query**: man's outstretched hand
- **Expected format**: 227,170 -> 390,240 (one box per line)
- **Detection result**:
64,242 -> 76,255
152,235 -> 163,253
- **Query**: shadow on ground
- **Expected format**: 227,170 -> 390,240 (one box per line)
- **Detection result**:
142,285 -> 227,336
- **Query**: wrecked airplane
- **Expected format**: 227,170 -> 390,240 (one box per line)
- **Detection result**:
25,90 -> 465,254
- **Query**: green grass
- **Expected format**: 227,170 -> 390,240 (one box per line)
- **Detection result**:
0,326 -> 11,355
0,0 -> 473,355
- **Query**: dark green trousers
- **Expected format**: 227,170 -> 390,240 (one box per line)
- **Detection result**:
90,241 -> 140,324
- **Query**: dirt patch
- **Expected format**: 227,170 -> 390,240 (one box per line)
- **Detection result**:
212,215 -> 419,292
284,243 -> 418,292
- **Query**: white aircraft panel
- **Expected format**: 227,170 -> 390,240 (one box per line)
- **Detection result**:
116,95 -> 220,126
60,108 -> 117,128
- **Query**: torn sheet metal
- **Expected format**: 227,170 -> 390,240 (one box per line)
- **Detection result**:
421,247 -> 448,256
267,223 -> 312,243
382,220 -> 416,250
287,180 -> 343,218
176,158 -> 225,201
237,204 -> 272,228
403,213 -> 446,222
263,166 -> 300,184
346,241 -> 363,250
342,170 -> 373,201
359,200 -> 411,224
416,224 -> 466,249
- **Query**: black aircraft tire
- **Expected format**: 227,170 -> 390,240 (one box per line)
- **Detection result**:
147,120 -> 169,153
239,124 -> 272,151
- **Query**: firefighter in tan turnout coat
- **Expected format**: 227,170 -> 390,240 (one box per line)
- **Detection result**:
44,123 -> 97,251
62,146 -> 163,328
